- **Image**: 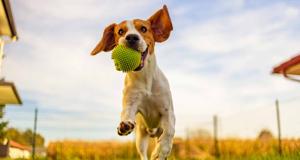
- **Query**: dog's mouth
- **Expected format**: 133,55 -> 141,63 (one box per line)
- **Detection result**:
134,47 -> 148,71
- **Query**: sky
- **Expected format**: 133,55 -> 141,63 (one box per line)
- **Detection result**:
2,0 -> 300,142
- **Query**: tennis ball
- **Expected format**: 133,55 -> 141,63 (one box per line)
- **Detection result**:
112,45 -> 141,72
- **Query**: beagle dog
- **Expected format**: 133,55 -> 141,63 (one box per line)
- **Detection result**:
91,5 -> 175,160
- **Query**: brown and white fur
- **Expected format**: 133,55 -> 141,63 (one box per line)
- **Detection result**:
91,5 -> 175,160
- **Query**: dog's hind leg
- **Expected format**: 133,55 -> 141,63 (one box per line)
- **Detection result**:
150,115 -> 175,160
136,123 -> 149,160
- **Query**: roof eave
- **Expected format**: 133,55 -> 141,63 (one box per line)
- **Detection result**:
2,0 -> 18,41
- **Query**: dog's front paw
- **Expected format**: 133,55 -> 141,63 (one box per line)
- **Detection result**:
117,121 -> 135,136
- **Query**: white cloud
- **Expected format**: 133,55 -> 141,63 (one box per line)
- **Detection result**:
180,3 -> 300,54
14,0 -> 156,22
219,0 -> 245,11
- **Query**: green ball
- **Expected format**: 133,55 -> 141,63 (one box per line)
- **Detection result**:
112,45 -> 141,72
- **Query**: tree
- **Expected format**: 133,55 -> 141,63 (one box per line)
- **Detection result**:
23,129 -> 45,147
0,105 -> 8,142
257,128 -> 274,141
6,128 -> 25,144
6,127 -> 45,147
0,105 -> 45,147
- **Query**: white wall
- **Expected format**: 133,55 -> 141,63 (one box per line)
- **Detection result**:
9,147 -> 30,159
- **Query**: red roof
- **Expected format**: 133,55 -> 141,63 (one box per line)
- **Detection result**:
273,54 -> 300,75
9,141 -> 31,151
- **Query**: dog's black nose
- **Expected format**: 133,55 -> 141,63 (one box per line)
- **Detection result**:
126,34 -> 139,45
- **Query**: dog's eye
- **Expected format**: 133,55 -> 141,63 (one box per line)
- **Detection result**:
141,26 -> 147,33
118,29 -> 124,35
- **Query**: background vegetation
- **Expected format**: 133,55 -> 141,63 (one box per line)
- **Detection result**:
5,127 -> 45,148
46,129 -> 300,160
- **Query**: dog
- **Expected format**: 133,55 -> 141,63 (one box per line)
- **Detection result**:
91,5 -> 175,160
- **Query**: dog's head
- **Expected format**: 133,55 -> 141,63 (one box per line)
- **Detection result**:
91,5 -> 173,71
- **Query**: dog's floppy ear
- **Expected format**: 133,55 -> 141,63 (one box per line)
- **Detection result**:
91,23 -> 116,55
147,5 -> 173,42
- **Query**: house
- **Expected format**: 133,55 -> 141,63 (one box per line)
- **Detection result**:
7,140 -> 31,159
0,140 -> 31,159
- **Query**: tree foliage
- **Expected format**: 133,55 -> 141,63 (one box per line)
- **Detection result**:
257,128 -> 274,141
6,127 -> 45,147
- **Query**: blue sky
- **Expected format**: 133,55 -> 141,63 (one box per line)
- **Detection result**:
2,0 -> 300,142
